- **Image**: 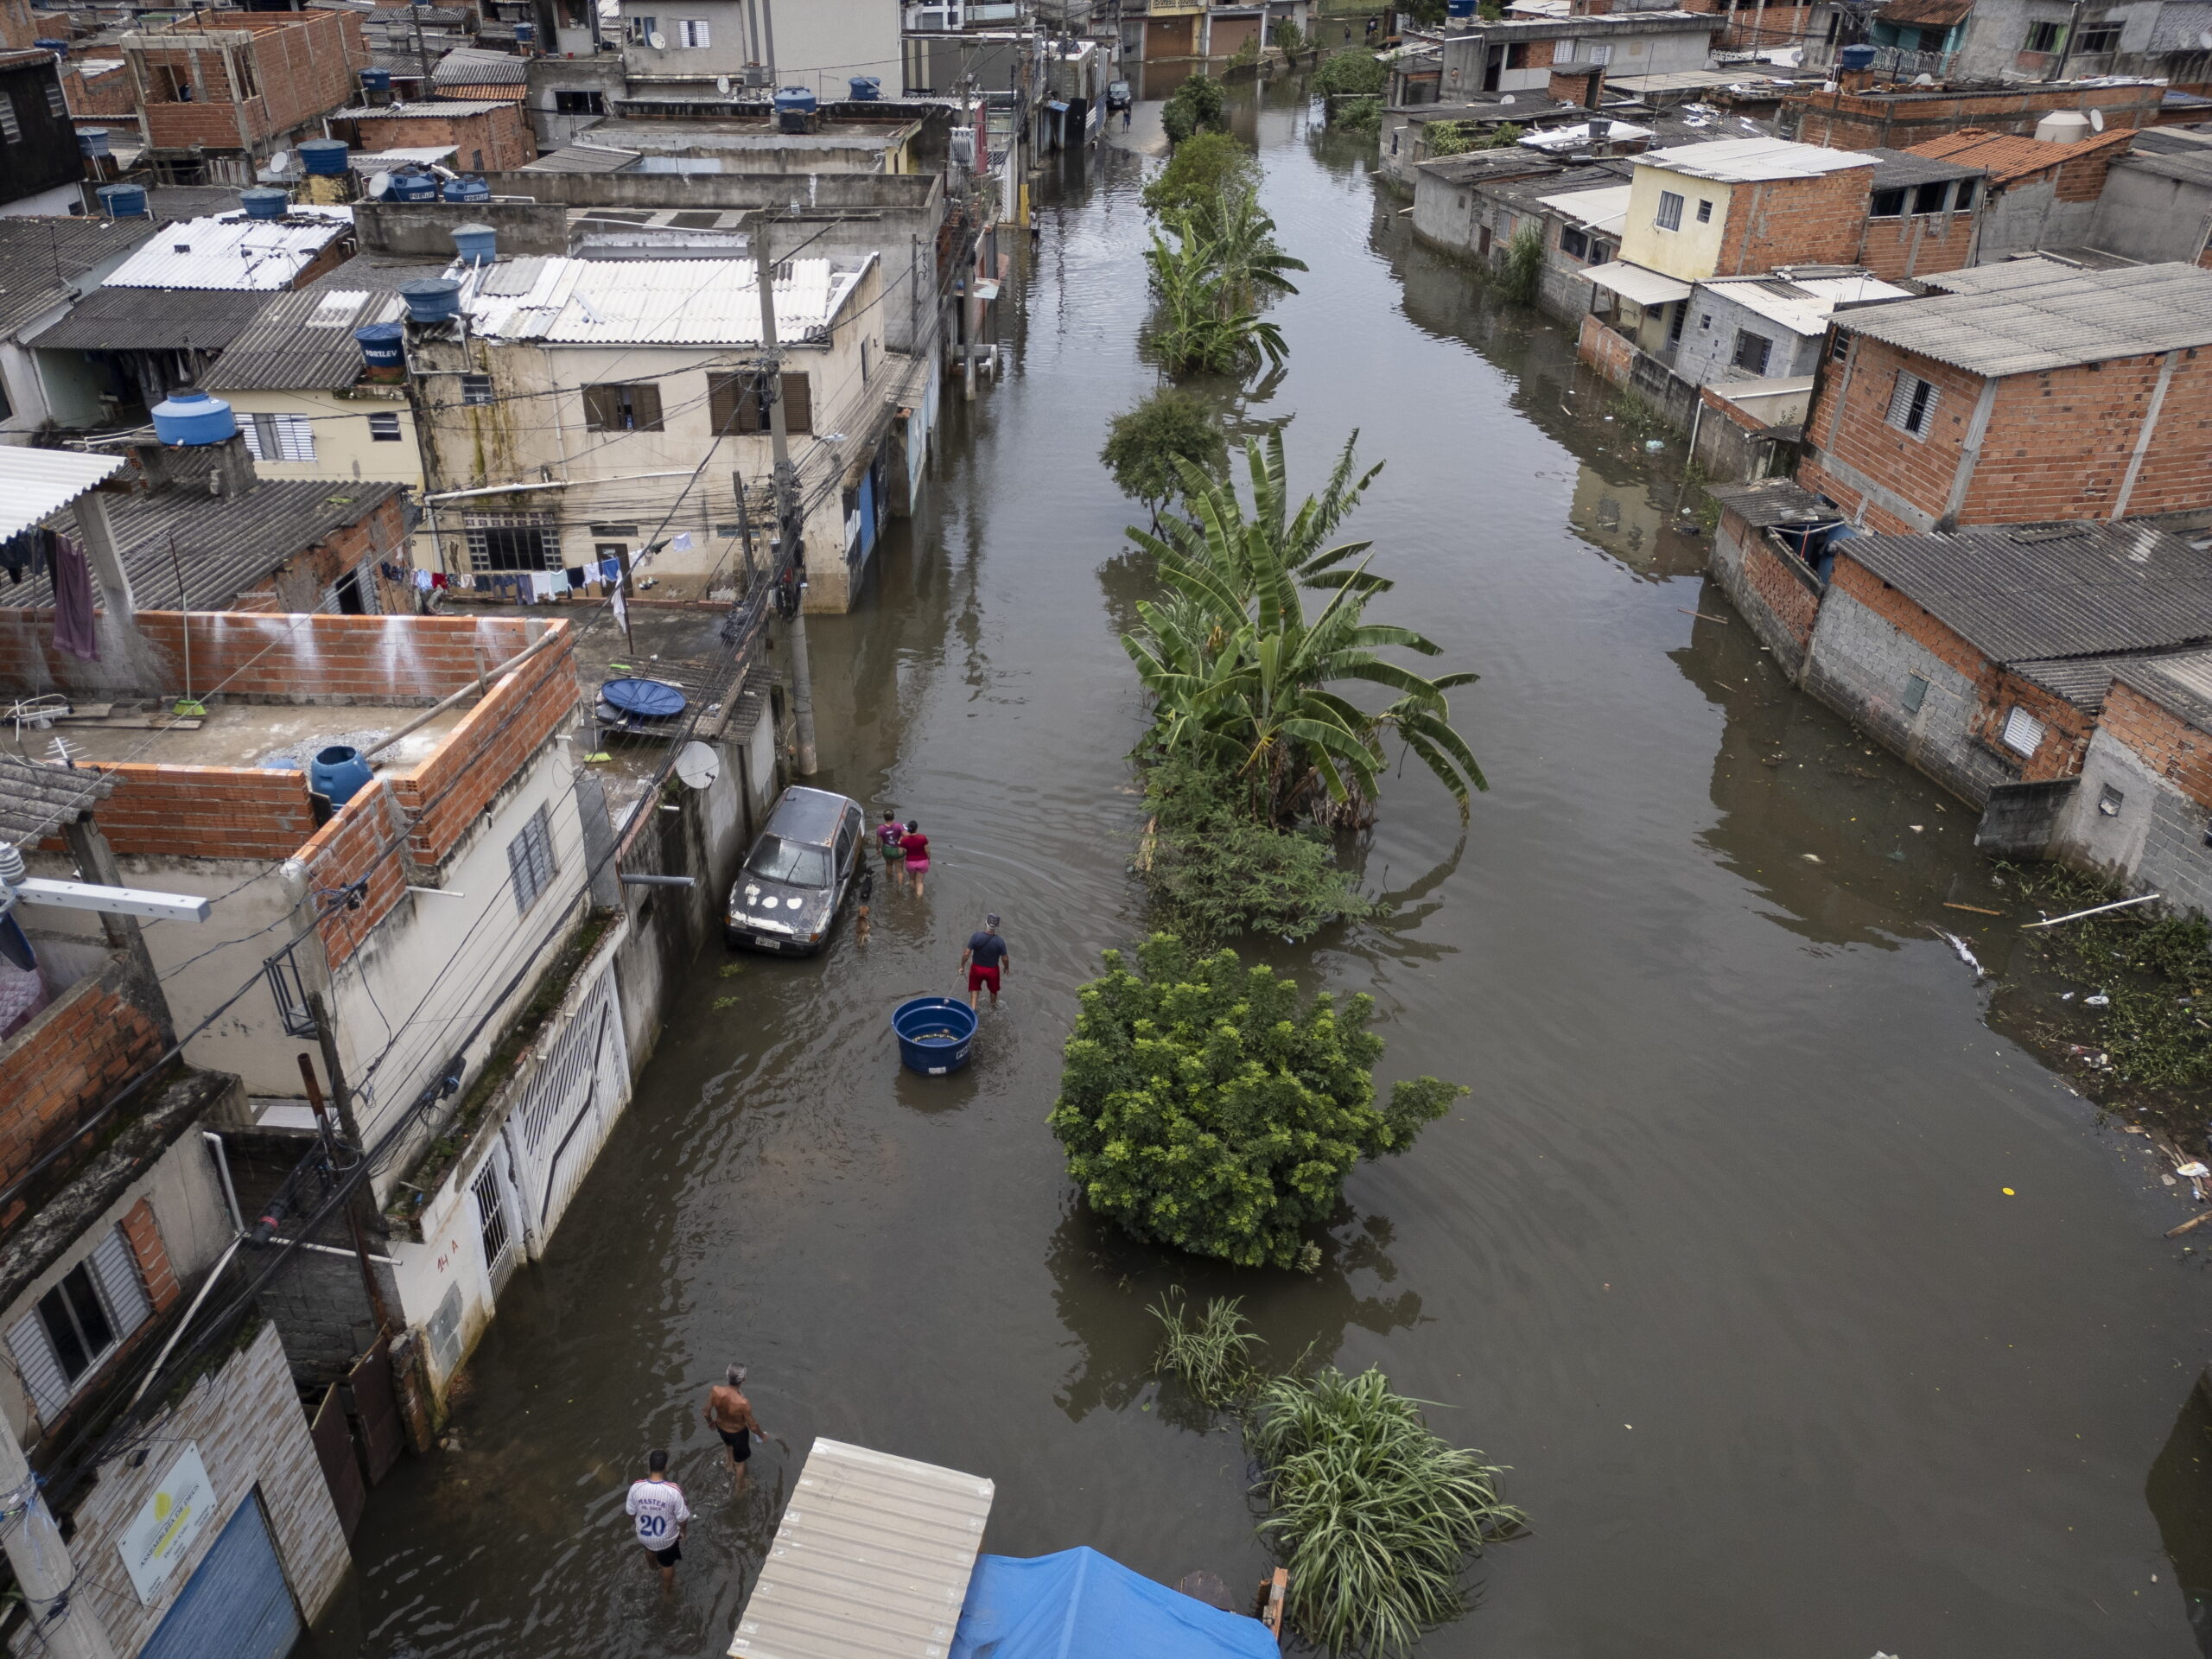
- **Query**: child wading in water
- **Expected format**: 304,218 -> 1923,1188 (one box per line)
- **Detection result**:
877,810 -> 907,892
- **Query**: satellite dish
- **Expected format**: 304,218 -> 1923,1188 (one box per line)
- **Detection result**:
716,75 -> 730,95
675,741 -> 721,791
270,149 -> 294,175
367,172 -> 392,198
648,30 -> 666,49
2089,107 -> 2106,131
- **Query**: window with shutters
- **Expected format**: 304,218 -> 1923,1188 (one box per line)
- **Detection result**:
241,413 -> 315,463
1999,705 -> 2045,758
1731,330 -> 1772,375
4,1226 -> 154,1424
677,17 -> 710,47
708,371 -> 810,435
368,412 -> 402,441
1655,190 -> 1684,232
1903,673 -> 1929,714
582,381 -> 664,431
1885,372 -> 1938,438
507,803 -> 556,914
44,81 -> 65,120
0,93 -> 18,143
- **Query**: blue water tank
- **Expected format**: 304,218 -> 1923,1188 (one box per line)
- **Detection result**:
77,128 -> 111,159
354,322 -> 405,371
775,86 -> 818,133
442,174 -> 491,202
310,746 -> 374,809
34,37 -> 67,57
450,221 -> 497,264
151,389 -> 238,446
97,182 -> 147,219
848,76 -> 881,100
1446,0 -> 1477,16
514,20 -> 534,41
387,170 -> 440,202
1840,44 -> 1878,70
359,67 -> 392,92
240,188 -> 289,220
399,279 -> 461,322
298,137 -> 350,176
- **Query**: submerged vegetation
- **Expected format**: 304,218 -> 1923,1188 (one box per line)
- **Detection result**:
1162,72 -> 1230,144
1048,934 -> 1462,1269
1147,1298 -> 1527,1657
1100,390 -> 1229,523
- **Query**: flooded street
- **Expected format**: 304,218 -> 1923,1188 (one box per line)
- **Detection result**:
313,83 -> 2212,1658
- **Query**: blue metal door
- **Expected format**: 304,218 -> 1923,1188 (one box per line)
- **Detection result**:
138,1492 -> 301,1659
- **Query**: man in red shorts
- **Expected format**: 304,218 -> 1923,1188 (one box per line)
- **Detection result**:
960,914 -> 1009,1009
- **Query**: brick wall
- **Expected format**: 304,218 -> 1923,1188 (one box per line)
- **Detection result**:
297,780 -> 409,970
1856,207 -> 1978,281
118,1196 -> 181,1312
132,12 -> 369,151
1578,310 -> 1635,385
1953,353 -> 2176,523
344,105 -> 537,172
1784,83 -> 2163,150
1799,335 -> 1988,529
0,957 -> 168,1204
79,764 -> 316,860
2119,348 -> 2212,518
1720,167 -> 1874,276
2099,680 -> 2212,810
1706,508 -> 1825,676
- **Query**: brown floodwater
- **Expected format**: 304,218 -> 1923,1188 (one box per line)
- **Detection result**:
304,82 -> 2212,1658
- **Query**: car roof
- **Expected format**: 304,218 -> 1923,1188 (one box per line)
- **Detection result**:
762,785 -> 856,846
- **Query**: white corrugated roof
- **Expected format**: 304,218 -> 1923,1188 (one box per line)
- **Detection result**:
730,1438 -> 993,1659
103,208 -> 352,291
0,449 -> 127,541
1522,121 -> 1652,153
455,255 -> 867,345
1581,260 -> 1693,306
1639,136 -> 1876,182
1697,272 -> 1912,337
1536,182 -> 1632,234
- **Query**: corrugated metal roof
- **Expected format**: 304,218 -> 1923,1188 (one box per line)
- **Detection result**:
434,48 -> 529,84
1523,119 -> 1654,152
1707,478 -> 1831,528
730,1438 -> 993,1659
1917,254 -> 2084,294
0,217 -> 157,340
332,99 -> 521,118
458,255 -> 868,345
1840,521 -> 2212,662
0,448 -> 126,541
2115,149 -> 2212,188
1536,181 -> 1632,233
101,210 -> 353,292
346,147 -> 458,172
0,480 -> 408,614
1639,136 -> 1876,182
1838,259 -> 2212,373
2010,654 -> 2130,711
519,143 -> 645,175
1697,271 -> 1911,337
24,285 -> 272,352
200,262 -> 448,391
2117,652 -> 2212,733
1859,145 -> 1986,188
0,755 -> 118,843
1580,260 -> 1692,306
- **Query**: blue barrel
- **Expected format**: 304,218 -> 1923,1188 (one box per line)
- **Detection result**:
77,128 -> 110,158
359,67 -> 391,93
354,321 -> 405,371
97,182 -> 147,219
34,37 -> 67,56
388,170 -> 440,202
240,187 -> 289,220
399,278 -> 461,322
514,20 -> 534,40
298,137 -> 349,176
775,86 -> 818,132
1840,44 -> 1878,70
310,746 -> 374,808
450,221 -> 497,264
893,997 -> 977,1076
150,389 -> 237,445
848,76 -> 881,100
442,175 -> 491,202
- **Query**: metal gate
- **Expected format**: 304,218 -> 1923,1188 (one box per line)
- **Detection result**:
500,957 -> 630,1255
137,1492 -> 300,1659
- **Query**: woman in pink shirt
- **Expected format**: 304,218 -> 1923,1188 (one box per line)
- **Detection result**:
899,821 -> 931,897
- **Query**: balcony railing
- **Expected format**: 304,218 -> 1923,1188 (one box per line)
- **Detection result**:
904,1 -> 1026,29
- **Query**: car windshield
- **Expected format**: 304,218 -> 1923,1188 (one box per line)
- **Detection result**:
745,835 -> 830,887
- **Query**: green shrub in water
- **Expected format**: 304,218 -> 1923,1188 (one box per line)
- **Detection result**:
1149,1288 -> 1262,1408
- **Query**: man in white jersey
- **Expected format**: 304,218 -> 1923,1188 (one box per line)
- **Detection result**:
626,1448 -> 691,1592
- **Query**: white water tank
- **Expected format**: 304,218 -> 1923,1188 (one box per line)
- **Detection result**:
2035,109 -> 2094,144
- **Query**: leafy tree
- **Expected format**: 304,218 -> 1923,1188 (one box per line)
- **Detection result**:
1197,186 -> 1306,309
1047,934 -> 1463,1270
1144,226 -> 1288,377
1272,17 -> 1305,54
1124,432 -> 1486,826
1101,390 -> 1230,521
1162,72 -> 1229,144
1312,48 -> 1386,99
1143,130 -> 1258,224
1333,94 -> 1382,134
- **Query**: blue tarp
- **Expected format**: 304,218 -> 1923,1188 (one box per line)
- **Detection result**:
950,1548 -> 1279,1659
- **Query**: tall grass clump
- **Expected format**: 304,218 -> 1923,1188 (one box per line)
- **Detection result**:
1246,1367 -> 1528,1657
1149,1289 -> 1263,1408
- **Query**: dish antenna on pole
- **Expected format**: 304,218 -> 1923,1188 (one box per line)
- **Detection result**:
675,741 -> 721,790
716,75 -> 731,95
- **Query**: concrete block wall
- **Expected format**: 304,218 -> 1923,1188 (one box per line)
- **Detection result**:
2138,782 -> 2212,918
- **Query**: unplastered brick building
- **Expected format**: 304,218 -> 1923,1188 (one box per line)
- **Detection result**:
121,10 -> 372,184
1780,74 -> 2165,152
1796,257 -> 2212,533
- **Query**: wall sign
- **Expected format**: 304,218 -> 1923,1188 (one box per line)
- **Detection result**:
117,1442 -> 217,1605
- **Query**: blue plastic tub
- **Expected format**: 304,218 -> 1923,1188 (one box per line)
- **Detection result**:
893,997 -> 976,1076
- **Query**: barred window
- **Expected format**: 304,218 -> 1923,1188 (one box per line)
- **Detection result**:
461,374 -> 493,405
463,512 -> 561,572
242,413 -> 315,463
1885,372 -> 1939,438
506,803 -> 556,914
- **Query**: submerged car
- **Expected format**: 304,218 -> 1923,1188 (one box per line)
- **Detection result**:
725,786 -> 864,956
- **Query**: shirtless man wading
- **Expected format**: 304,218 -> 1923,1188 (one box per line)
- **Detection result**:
703,1365 -> 766,1494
